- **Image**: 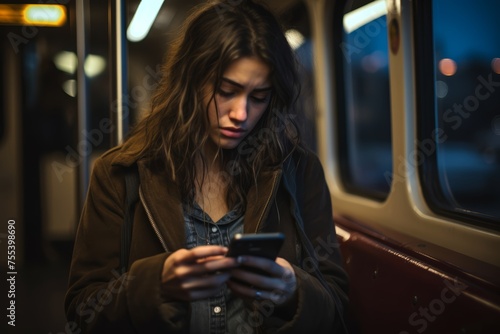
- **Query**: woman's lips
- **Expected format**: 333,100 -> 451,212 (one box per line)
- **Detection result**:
220,127 -> 246,138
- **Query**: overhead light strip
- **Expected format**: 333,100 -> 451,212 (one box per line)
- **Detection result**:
126,0 -> 164,42
343,0 -> 387,34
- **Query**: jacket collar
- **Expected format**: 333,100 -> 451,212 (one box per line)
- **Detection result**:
112,143 -> 285,249
243,168 -> 282,233
136,161 -> 283,250
136,159 -> 186,251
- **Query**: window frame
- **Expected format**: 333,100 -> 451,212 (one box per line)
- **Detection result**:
413,0 -> 500,231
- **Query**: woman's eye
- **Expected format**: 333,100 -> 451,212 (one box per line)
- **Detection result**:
251,95 -> 270,103
217,88 -> 270,103
217,89 -> 234,97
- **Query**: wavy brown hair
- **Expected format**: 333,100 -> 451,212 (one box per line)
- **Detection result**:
122,0 -> 302,210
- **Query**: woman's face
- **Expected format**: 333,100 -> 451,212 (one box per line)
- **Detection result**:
205,56 -> 272,150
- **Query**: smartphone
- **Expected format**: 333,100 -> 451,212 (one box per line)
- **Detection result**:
226,233 -> 285,281
226,233 -> 285,260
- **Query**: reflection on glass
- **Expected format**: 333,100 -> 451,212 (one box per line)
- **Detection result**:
340,0 -> 392,199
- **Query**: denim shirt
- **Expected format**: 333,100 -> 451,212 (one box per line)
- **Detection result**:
184,202 -> 250,334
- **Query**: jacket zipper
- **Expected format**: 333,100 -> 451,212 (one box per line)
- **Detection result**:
139,186 -> 169,252
254,171 -> 281,233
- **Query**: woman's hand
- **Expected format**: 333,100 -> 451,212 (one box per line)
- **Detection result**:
227,256 -> 297,305
161,245 -> 238,302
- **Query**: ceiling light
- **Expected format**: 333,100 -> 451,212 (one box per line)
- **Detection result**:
343,0 -> 387,34
127,0 -> 164,42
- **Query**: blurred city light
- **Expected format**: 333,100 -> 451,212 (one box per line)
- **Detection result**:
439,58 -> 457,76
62,79 -> 77,97
24,5 -> 66,26
0,4 -> 66,26
492,58 -> 500,74
54,51 -> 106,78
285,29 -> 305,50
54,51 -> 77,74
435,80 -> 449,98
84,55 -> 106,78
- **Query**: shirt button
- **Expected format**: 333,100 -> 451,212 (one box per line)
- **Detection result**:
211,226 -> 218,233
213,306 -> 222,314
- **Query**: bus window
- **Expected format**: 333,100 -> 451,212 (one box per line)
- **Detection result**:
336,0 -> 392,200
419,0 -> 500,227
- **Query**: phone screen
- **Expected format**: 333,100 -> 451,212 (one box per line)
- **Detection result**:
226,233 -> 285,281
226,233 -> 285,260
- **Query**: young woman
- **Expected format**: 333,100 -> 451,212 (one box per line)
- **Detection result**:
65,1 -> 348,333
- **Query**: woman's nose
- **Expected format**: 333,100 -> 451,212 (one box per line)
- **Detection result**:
228,95 -> 248,122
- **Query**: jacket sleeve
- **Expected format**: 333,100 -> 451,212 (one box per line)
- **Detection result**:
64,156 -> 189,333
273,151 -> 349,333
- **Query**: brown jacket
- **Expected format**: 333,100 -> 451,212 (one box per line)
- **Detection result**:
65,144 -> 348,333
